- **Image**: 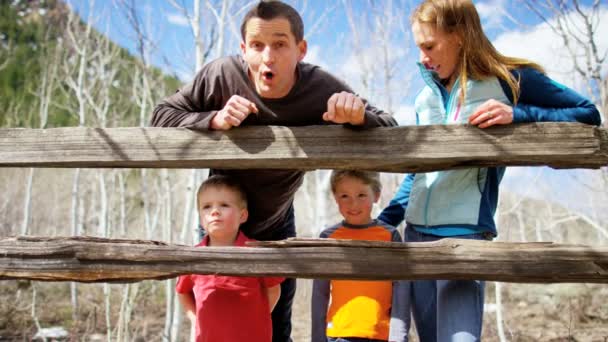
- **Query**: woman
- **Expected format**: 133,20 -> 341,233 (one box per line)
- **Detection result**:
379,0 -> 601,341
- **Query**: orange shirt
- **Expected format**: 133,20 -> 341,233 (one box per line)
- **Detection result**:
312,220 -> 402,340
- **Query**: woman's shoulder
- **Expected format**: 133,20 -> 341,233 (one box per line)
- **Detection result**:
509,66 -> 547,82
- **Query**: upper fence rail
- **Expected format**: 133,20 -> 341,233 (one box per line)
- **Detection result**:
0,123 -> 606,172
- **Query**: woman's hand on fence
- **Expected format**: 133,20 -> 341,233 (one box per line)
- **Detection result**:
469,99 -> 514,128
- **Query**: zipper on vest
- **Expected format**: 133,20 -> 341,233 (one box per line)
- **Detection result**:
444,78 -> 461,124
424,78 -> 462,227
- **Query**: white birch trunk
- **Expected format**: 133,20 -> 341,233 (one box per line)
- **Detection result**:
20,168 -> 34,236
97,170 -> 112,342
161,169 -> 175,342
104,283 -> 112,342
179,170 -> 198,245
118,171 -> 127,238
70,168 -> 81,320
31,283 -> 43,338
314,170 -> 332,236
98,171 -> 108,237
495,282 -> 508,342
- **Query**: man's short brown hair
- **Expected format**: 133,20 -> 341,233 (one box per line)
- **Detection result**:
240,0 -> 304,42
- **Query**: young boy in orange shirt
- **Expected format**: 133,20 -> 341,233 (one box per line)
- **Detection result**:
176,175 -> 283,342
311,171 -> 408,342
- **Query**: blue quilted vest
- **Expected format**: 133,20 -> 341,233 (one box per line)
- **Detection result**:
405,64 -> 510,233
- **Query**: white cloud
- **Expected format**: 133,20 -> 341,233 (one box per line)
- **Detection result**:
337,45 -> 410,97
475,0 -> 508,30
166,13 -> 189,27
492,7 -> 608,94
302,44 -> 330,70
393,104 -> 416,126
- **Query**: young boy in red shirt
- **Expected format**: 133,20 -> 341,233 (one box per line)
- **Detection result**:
176,175 -> 284,342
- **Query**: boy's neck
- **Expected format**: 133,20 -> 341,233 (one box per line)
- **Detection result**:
207,232 -> 240,247
343,218 -> 375,226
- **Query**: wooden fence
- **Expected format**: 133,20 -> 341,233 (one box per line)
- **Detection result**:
1,123 -> 607,283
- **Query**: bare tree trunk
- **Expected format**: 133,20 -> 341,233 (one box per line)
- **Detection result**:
96,169 -> 112,342
179,170 -> 198,245
495,282 -> 508,342
103,283 -> 112,342
118,171 -> 127,238
116,283 -> 129,342
98,172 -> 108,237
70,168 -> 81,321
20,168 -> 34,236
161,169 -> 175,342
64,1 -> 95,323
534,219 -> 543,241
31,283 -> 44,341
516,210 -> 527,242
314,170 -> 332,236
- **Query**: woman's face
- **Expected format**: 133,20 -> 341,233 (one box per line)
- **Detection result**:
412,21 -> 462,89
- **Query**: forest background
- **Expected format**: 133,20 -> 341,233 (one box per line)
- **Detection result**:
0,0 -> 607,341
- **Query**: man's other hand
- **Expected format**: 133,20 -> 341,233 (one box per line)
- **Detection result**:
323,91 -> 365,126
211,95 -> 259,130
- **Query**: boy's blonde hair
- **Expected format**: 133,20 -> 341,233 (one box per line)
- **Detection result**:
197,175 -> 248,210
411,0 -> 544,105
330,170 -> 382,195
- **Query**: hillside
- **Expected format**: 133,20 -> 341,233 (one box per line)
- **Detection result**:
0,0 -> 180,128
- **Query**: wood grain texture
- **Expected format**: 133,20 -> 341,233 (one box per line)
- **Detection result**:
0,123 -> 606,172
2,236 -> 607,283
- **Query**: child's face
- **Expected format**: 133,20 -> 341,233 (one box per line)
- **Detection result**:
333,176 -> 379,225
198,186 -> 248,242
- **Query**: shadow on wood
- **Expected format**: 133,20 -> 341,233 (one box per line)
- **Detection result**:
0,123 -> 606,172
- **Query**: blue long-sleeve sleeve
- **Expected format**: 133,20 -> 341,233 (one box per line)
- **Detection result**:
500,67 -> 601,125
378,173 -> 415,227
311,278 -> 330,342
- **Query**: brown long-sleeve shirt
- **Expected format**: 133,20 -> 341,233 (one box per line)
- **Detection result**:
151,55 -> 396,240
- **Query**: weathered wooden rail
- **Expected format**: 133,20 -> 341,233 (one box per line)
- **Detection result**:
0,123 -> 606,172
1,236 -> 607,283
1,123 -> 607,284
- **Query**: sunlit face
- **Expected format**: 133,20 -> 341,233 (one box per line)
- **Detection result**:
333,176 -> 379,226
412,21 -> 462,90
198,187 -> 248,245
240,17 -> 307,99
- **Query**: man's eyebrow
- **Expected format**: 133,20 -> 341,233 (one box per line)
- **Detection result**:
247,32 -> 290,40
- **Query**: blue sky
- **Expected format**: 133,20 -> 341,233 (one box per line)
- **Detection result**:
69,0 -> 608,221
70,0 -> 606,124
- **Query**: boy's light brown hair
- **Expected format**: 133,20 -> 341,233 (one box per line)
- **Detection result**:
197,175 -> 248,210
330,170 -> 382,195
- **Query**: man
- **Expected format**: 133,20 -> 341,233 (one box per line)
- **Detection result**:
151,1 -> 396,341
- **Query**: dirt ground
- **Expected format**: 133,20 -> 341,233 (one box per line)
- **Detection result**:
292,280 -> 608,342
1,280 -> 607,341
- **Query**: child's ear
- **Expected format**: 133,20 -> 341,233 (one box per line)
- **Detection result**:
374,192 -> 381,203
240,208 -> 249,224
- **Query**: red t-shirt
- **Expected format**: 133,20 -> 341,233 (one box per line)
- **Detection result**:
175,231 -> 284,342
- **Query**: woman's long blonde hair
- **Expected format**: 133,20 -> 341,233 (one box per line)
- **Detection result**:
411,0 -> 544,105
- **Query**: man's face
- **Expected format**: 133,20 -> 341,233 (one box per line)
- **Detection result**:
241,17 -> 307,99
